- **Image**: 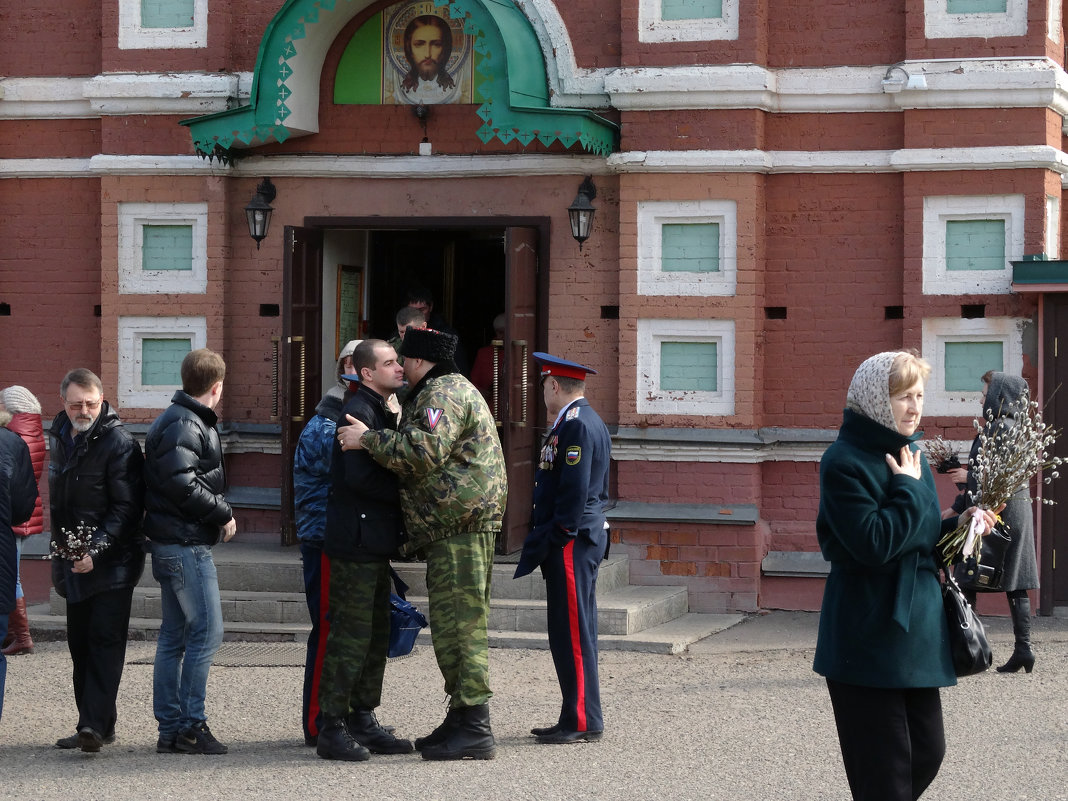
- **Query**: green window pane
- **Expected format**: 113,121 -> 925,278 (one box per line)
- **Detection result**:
140,0 -> 195,28
661,342 -> 718,391
944,342 -> 1003,392
142,225 -> 194,272
661,0 -> 724,20
945,219 -> 1005,272
141,338 -> 191,386
662,223 -> 720,273
946,0 -> 1008,12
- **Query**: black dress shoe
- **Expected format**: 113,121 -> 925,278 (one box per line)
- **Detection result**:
77,727 -> 104,753
57,730 -> 116,749
536,729 -> 603,744
530,723 -> 562,736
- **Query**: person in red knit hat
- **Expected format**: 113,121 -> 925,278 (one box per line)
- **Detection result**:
0,385 -> 45,656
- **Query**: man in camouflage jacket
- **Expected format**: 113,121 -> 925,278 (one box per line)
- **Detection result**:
338,326 -> 506,761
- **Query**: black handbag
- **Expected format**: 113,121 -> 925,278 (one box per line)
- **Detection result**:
954,525 -> 1012,592
941,566 -> 992,677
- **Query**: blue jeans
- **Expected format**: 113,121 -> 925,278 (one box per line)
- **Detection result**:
150,543 -> 223,736
14,537 -> 23,600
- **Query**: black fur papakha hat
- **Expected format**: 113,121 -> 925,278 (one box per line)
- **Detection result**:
400,326 -> 458,363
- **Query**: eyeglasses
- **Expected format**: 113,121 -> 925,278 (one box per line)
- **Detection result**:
65,399 -> 101,413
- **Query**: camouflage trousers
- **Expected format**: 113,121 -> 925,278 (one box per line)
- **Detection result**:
317,558 -> 391,718
424,529 -> 495,708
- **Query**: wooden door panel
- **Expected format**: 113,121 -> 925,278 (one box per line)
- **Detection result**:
1043,295 -> 1068,608
281,226 -> 324,546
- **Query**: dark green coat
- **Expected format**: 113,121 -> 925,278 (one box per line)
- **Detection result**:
813,409 -> 957,689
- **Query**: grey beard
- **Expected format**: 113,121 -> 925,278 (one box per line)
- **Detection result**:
71,417 -> 93,433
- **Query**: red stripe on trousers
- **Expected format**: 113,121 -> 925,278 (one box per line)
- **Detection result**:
307,552 -> 331,736
562,540 -> 587,731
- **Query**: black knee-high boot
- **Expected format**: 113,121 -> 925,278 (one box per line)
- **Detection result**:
997,593 -> 1035,673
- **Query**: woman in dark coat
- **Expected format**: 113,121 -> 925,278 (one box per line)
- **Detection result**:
945,371 -> 1038,673
814,351 -> 997,801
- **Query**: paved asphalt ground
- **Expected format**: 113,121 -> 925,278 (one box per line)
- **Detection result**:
1,611 -> 1065,801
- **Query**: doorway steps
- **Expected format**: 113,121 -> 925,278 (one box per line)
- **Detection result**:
29,542 -> 740,654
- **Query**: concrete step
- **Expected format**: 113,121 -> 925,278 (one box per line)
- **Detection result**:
49,578 -> 685,636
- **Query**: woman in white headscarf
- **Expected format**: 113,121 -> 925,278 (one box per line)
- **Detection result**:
813,351 -> 998,801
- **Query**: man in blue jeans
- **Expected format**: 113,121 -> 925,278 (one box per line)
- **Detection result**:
143,349 -> 236,755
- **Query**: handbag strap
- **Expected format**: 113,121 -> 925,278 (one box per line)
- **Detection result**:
389,565 -> 409,600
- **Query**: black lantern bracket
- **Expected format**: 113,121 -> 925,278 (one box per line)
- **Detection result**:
245,177 -> 277,250
567,176 -> 598,251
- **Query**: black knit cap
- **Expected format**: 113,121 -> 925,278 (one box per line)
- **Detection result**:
400,326 -> 458,363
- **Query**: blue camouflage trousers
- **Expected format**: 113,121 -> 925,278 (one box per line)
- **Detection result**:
424,530 -> 494,708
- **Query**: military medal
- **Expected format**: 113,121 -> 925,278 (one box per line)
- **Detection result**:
539,433 -> 558,470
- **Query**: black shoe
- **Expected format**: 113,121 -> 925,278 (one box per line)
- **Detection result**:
76,727 -> 104,753
176,721 -> 228,755
414,708 -> 462,751
157,735 -> 181,754
536,729 -> 603,744
530,722 -> 562,737
346,708 -> 413,755
304,734 -> 318,747
56,731 -> 116,750
316,717 -> 370,762
420,705 -> 496,761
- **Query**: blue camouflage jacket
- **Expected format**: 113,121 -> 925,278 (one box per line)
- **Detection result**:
293,390 -> 343,544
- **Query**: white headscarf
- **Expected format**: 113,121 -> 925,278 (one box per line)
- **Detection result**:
845,351 -> 904,432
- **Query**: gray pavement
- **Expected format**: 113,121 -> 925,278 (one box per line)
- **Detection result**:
2,612 -> 1066,801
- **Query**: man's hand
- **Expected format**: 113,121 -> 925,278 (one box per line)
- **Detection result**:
338,414 -> 369,451
221,517 -> 237,542
71,555 -> 94,574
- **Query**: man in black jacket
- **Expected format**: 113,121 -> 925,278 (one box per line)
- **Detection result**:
0,425 -> 37,725
144,349 -> 235,756
48,368 -> 145,753
316,339 -> 412,761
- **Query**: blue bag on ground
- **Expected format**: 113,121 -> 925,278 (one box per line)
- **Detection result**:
389,568 -> 428,658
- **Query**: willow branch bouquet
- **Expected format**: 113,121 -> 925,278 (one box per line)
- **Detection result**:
924,436 -> 962,473
48,523 -> 98,562
937,399 -> 1063,566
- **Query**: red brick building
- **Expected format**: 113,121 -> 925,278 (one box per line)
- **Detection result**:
3,0 -> 1067,614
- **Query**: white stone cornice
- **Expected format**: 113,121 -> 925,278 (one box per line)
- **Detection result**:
0,78 -> 94,118
5,146 -> 1068,180
612,439 -> 830,464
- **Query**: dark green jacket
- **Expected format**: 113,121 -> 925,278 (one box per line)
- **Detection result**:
813,409 -> 957,689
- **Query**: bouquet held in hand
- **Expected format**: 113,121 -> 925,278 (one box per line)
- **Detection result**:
48,523 -> 97,562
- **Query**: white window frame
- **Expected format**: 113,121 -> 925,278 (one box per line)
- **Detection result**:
1046,195 -> 1060,259
118,316 -> 206,408
637,318 -> 735,416
637,200 -> 737,296
921,317 -> 1027,417
1050,0 -> 1063,42
118,202 -> 208,294
922,194 -> 1024,296
924,0 -> 1027,39
118,0 -> 208,50
638,0 -> 739,43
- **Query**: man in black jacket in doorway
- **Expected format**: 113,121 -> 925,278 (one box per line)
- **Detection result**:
316,339 -> 412,762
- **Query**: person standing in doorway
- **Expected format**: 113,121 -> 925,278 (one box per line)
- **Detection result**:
514,353 -> 611,744
144,348 -> 236,755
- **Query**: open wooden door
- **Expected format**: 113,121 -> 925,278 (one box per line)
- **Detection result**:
1042,294 -> 1068,612
280,226 -> 325,545
498,227 -> 540,553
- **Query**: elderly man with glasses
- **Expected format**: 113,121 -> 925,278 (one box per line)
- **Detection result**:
47,368 -> 145,752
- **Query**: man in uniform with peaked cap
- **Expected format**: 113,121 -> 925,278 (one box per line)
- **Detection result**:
515,352 -> 611,744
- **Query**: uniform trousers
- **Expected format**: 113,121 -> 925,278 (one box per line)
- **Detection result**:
826,678 -> 946,801
542,532 -> 604,733
424,529 -> 494,709
317,558 -> 391,717
300,542 -> 331,739
66,586 -> 135,737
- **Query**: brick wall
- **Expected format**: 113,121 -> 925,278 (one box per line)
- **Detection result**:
0,0 -> 101,76
0,120 -> 102,159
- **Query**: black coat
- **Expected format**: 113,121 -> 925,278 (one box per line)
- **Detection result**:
47,404 -> 145,603
143,391 -> 232,547
324,384 -> 404,562
0,428 -> 37,614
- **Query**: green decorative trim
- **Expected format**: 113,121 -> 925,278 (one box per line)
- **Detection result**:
181,0 -> 617,160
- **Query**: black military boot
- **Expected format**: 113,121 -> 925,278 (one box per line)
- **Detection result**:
420,704 -> 496,761
997,594 -> 1035,673
414,707 -> 462,751
316,717 -> 370,762
346,708 -> 413,754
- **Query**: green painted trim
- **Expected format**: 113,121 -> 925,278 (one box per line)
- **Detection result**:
334,11 -> 383,105
180,0 -> 617,160
1012,260 -> 1068,284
